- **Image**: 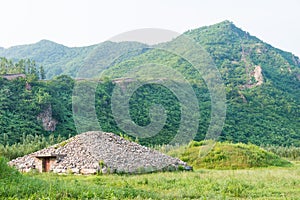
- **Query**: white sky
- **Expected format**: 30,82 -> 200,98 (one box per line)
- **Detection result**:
0,0 -> 300,56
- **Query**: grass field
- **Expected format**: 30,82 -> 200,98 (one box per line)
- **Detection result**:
1,156 -> 299,199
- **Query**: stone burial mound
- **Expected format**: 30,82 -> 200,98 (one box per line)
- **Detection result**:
9,131 -> 191,174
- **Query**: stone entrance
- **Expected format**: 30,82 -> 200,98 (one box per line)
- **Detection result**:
42,157 -> 51,172
35,154 -> 65,173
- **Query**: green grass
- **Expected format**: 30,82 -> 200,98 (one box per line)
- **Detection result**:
165,141 -> 292,169
1,157 -> 300,199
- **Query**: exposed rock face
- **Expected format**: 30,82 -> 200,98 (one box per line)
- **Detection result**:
244,65 -> 264,89
252,65 -> 263,86
37,105 -> 57,131
9,131 -> 190,174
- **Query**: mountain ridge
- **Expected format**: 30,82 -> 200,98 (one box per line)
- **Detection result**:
0,39 -> 149,78
0,21 -> 299,147
94,20 -> 299,146
0,20 -> 299,79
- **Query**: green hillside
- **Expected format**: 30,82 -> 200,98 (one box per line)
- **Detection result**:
186,21 -> 300,145
99,21 -> 300,146
0,75 -> 75,146
0,21 -> 299,150
0,40 -> 148,79
166,141 -> 292,169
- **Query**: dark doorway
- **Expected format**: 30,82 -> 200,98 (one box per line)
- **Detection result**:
42,158 -> 51,172
36,154 -> 65,173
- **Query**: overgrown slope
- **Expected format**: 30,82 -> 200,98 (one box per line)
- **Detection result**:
0,21 -> 299,147
0,40 -> 148,79
97,21 -> 300,146
167,141 -> 292,169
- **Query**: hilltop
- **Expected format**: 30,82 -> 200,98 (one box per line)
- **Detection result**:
0,40 -> 148,79
97,21 -> 300,146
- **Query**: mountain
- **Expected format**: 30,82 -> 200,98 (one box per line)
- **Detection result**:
94,20 -> 300,146
184,21 -> 300,90
0,21 -> 299,148
0,40 -> 148,79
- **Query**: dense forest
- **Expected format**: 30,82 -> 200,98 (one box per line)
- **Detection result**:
0,21 -> 299,158
0,66 -> 298,148
100,21 -> 300,146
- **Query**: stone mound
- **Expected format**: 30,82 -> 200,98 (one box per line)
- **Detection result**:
9,131 -> 190,174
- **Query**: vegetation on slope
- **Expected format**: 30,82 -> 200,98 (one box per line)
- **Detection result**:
0,21 -> 299,151
99,21 -> 300,146
0,72 -> 75,146
166,141 -> 291,169
0,40 -> 148,79
0,57 -> 45,80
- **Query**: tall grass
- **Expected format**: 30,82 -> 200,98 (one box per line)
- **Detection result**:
262,145 -> 300,160
1,156 -> 299,199
0,156 -> 157,199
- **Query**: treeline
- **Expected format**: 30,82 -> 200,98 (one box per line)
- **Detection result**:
0,134 -> 65,160
263,145 -> 300,160
0,57 -> 45,81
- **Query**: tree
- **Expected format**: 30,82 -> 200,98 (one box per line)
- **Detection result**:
40,66 -> 46,80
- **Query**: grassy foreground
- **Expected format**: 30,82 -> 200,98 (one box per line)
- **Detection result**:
1,157 -> 299,199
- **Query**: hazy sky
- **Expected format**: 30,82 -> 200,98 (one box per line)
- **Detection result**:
1,0 -> 300,56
